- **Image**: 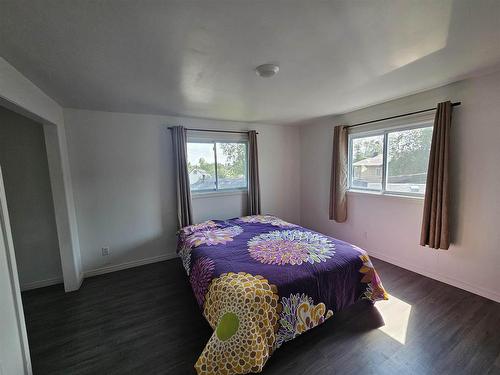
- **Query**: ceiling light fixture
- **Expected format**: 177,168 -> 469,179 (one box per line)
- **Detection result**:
255,63 -> 279,78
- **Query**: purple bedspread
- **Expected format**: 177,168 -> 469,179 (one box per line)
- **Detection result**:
177,215 -> 387,375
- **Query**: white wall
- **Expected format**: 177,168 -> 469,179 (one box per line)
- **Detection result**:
300,69 -> 500,302
63,109 -> 301,274
0,106 -> 62,290
192,192 -> 247,223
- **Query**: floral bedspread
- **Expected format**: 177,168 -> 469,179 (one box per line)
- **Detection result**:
177,215 -> 388,375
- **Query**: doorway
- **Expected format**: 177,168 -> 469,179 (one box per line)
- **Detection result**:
0,105 -> 63,290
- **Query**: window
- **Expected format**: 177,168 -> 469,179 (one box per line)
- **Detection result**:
187,141 -> 248,193
348,122 -> 433,196
351,135 -> 384,190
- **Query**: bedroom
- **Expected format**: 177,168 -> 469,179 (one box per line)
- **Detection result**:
0,1 -> 499,374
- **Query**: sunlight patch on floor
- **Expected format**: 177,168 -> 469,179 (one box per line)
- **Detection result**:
376,294 -> 412,344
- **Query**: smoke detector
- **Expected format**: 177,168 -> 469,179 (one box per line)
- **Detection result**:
255,63 -> 279,78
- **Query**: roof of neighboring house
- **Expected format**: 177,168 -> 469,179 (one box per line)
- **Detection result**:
189,168 -> 212,177
353,153 -> 383,167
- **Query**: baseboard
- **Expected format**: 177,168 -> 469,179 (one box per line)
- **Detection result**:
21,276 -> 63,291
369,251 -> 500,303
83,253 -> 177,278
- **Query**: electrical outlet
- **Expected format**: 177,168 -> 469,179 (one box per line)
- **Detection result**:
363,231 -> 368,240
101,247 -> 110,256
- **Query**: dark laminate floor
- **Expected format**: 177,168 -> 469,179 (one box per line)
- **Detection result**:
22,258 -> 500,375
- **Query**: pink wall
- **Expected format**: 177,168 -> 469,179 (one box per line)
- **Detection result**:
300,69 -> 500,302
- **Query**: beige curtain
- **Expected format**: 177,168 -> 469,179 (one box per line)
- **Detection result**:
171,126 -> 193,228
329,125 -> 348,222
247,130 -> 261,215
420,101 -> 452,249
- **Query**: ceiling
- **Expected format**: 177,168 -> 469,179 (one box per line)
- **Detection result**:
1,0 -> 500,125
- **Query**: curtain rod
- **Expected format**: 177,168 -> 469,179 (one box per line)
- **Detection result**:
347,101 -> 461,129
167,127 -> 258,135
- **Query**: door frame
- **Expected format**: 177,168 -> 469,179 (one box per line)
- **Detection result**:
0,97 -> 82,292
0,165 -> 32,374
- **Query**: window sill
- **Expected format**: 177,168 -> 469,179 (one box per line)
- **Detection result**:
347,189 -> 424,203
191,190 -> 247,199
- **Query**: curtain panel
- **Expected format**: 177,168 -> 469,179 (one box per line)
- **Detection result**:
171,126 -> 193,228
329,125 -> 348,222
420,101 -> 452,250
247,130 -> 261,215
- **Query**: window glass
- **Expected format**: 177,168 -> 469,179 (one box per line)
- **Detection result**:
386,127 -> 432,194
187,141 -> 248,192
216,143 -> 247,190
351,135 -> 384,190
187,143 -> 216,191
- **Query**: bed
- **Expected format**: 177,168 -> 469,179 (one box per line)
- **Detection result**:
177,215 -> 388,375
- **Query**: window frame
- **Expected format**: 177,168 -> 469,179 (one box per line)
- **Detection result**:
347,120 -> 433,198
187,139 -> 249,195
